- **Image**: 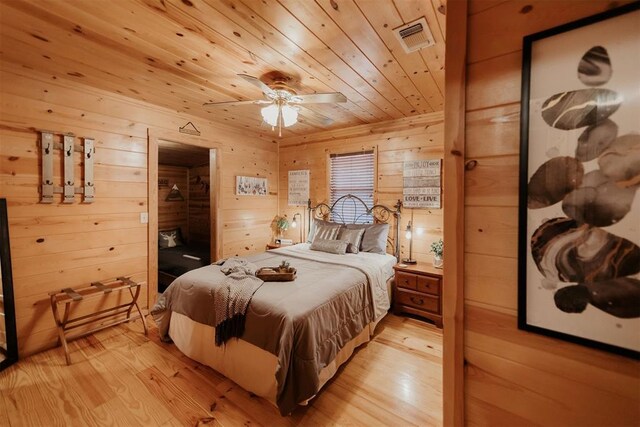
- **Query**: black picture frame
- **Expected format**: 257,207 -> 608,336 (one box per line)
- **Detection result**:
518,2 -> 640,359
0,198 -> 18,371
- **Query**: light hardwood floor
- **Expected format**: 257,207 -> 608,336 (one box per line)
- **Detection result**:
0,314 -> 442,426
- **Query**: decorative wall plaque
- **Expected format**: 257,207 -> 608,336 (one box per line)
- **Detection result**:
403,159 -> 441,208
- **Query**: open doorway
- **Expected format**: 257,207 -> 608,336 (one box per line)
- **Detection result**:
147,130 -> 221,307
156,141 -> 212,294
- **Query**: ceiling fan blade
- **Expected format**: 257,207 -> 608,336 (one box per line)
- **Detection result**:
238,74 -> 277,97
202,99 -> 271,107
291,92 -> 347,104
297,106 -> 334,127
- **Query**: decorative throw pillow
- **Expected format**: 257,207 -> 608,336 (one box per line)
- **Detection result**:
338,228 -> 366,254
311,223 -> 342,243
347,223 -> 390,254
158,228 -> 184,249
310,238 -> 348,255
307,219 -> 337,243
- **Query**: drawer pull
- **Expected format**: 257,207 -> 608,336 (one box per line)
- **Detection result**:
410,296 -> 424,305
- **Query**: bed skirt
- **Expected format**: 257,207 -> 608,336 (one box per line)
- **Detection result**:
169,311 -> 383,407
166,274 -> 393,409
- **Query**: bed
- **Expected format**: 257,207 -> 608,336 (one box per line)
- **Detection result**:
157,228 -> 210,293
151,195 -> 402,415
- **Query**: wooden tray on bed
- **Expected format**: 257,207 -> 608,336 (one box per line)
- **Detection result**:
256,267 -> 297,282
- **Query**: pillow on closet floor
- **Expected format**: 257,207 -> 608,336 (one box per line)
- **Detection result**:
158,228 -> 184,249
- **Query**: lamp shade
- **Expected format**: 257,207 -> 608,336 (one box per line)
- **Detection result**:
405,221 -> 412,239
261,104 -> 279,126
281,104 -> 298,127
402,219 -> 417,264
261,103 -> 299,129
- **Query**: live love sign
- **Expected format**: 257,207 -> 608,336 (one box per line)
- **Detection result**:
403,159 -> 441,208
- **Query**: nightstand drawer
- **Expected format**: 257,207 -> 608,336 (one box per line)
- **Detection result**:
417,275 -> 440,296
396,288 -> 439,313
396,271 -> 417,290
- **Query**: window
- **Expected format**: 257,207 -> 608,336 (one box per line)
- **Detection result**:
329,150 -> 375,224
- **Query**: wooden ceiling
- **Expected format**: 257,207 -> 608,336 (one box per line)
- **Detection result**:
0,0 -> 446,137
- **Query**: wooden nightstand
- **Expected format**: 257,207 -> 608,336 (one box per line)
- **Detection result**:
393,263 -> 443,328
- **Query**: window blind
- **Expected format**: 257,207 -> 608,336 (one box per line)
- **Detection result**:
329,150 -> 375,224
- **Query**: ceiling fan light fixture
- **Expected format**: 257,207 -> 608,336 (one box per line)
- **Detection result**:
204,73 -> 339,135
261,104 -> 279,127
281,104 -> 298,127
261,103 -> 298,129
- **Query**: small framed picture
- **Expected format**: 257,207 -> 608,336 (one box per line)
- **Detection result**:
518,3 -> 640,358
236,176 -> 267,196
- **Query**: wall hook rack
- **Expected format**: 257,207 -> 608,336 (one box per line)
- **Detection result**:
39,131 -> 95,204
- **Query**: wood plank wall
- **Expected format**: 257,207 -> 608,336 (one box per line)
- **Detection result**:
464,1 -> 640,424
157,165 -> 188,236
278,112 -> 444,263
0,61 -> 277,356
188,164 -> 211,246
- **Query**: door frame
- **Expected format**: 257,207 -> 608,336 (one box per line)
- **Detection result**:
147,128 -> 222,307
443,0 -> 468,425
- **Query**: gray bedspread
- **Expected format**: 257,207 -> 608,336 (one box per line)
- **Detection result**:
151,245 -> 391,415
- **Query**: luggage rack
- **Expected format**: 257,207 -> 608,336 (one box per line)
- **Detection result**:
49,276 -> 148,365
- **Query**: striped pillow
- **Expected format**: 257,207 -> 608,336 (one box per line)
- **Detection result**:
311,223 -> 342,242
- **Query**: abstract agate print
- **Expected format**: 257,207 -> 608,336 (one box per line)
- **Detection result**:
524,9 -> 639,354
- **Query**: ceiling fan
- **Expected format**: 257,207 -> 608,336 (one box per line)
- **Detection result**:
203,73 -> 348,136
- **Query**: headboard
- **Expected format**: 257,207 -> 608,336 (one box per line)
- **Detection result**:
307,194 -> 402,260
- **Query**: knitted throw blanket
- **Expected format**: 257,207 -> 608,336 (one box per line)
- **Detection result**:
212,258 -> 264,346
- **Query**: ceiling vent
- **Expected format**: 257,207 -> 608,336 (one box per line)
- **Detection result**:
394,17 -> 434,53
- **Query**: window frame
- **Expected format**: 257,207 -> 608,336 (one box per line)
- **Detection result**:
326,146 -> 378,224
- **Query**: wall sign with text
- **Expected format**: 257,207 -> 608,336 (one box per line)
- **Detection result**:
403,159 -> 441,208
288,170 -> 310,206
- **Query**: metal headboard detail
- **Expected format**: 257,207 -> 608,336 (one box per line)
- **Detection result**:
307,194 -> 402,260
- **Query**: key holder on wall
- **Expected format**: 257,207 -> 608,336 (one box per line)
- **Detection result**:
39,131 -> 95,204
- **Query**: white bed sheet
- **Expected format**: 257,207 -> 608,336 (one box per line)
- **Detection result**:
269,243 -> 396,319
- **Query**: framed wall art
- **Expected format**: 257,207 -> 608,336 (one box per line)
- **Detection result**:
288,170 -> 309,206
403,159 -> 442,209
236,176 -> 267,196
518,3 -> 640,358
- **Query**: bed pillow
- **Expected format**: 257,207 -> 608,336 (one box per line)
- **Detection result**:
310,238 -> 348,255
310,222 -> 342,243
361,223 -> 390,254
347,223 -> 390,254
306,219 -> 337,243
158,228 -> 184,249
338,228 -> 366,254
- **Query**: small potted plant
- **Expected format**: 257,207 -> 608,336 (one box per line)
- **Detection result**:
275,215 -> 289,238
430,239 -> 443,268
278,260 -> 291,273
